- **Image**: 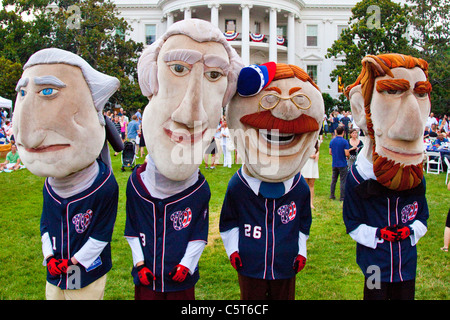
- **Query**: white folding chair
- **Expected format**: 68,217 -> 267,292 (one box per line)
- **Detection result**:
426,151 -> 442,174
444,156 -> 450,185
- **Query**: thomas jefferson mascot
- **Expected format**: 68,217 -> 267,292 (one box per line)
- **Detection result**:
13,48 -> 122,299
220,63 -> 324,299
124,19 -> 243,300
343,53 -> 431,300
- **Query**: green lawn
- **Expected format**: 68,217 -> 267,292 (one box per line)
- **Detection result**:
0,139 -> 448,300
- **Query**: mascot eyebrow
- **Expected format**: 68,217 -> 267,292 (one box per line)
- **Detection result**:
376,79 -> 432,95
163,49 -> 230,74
34,75 -> 67,88
15,77 -> 29,92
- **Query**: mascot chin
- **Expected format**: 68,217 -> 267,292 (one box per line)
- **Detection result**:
219,62 -> 324,300
124,19 -> 243,300
342,53 -> 431,300
13,48 -> 122,300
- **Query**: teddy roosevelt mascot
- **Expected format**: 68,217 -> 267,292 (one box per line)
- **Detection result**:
343,53 -> 431,300
124,19 -> 243,300
219,63 -> 324,300
13,48 -> 122,300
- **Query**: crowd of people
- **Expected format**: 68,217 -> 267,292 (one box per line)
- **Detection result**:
2,105 -> 449,254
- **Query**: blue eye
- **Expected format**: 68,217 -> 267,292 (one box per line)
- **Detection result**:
20,90 -> 26,97
39,88 -> 58,97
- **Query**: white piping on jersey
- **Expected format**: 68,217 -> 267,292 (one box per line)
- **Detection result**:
45,166 -> 112,289
131,174 -> 206,292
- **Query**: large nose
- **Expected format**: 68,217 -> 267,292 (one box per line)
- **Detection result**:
388,93 -> 424,141
270,98 -> 303,121
15,94 -> 47,148
171,63 -> 208,128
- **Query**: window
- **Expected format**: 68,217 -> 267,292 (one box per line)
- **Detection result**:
277,26 -> 286,37
254,21 -> 261,34
337,25 -> 347,40
225,19 -> 236,32
306,25 -> 318,46
145,24 -> 156,45
307,65 -> 317,83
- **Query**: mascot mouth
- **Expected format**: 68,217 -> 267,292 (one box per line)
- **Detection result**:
240,110 -> 318,148
379,146 -> 423,164
162,120 -> 207,145
22,144 -> 70,153
260,130 -> 296,146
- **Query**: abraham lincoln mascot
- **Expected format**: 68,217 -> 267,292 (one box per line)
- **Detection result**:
343,53 -> 431,300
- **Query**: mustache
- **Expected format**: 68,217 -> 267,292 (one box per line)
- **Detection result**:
240,110 -> 319,134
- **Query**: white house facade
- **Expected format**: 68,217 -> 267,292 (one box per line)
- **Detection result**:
113,0 -> 360,98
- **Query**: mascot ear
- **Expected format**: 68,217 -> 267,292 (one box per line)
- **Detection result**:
348,84 -> 367,133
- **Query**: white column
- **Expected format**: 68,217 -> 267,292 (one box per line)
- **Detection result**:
166,12 -> 174,29
287,13 -> 295,64
209,4 -> 219,27
241,4 -> 252,66
184,7 -> 192,20
269,7 -> 278,63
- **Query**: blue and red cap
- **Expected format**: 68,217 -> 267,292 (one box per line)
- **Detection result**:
237,62 -> 276,97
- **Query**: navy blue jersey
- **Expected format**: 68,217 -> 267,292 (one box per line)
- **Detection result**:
125,164 -> 209,292
343,165 -> 429,283
220,168 -> 312,280
40,160 -> 118,289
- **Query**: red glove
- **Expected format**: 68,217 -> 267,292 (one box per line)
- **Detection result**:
293,254 -> 306,273
169,264 -> 189,283
46,257 -> 62,276
396,226 -> 411,240
377,226 -> 399,242
137,265 -> 155,286
230,251 -> 242,271
57,259 -> 73,273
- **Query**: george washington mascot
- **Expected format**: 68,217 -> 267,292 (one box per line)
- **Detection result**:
124,19 -> 243,300
343,53 -> 431,300
13,48 -> 122,300
219,63 -> 324,300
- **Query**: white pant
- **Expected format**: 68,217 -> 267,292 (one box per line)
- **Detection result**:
46,274 -> 107,300
222,145 -> 232,167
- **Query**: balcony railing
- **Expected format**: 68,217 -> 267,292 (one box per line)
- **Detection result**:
223,31 -> 288,47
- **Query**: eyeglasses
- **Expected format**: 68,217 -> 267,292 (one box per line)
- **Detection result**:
258,93 -> 312,111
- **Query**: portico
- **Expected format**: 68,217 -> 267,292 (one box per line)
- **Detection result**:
160,0 -> 301,65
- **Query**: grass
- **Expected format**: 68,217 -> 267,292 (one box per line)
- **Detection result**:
0,138 -> 448,300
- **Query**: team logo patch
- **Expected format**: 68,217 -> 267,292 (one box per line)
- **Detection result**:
171,208 -> 192,231
72,209 -> 93,233
401,201 -> 418,223
277,201 -> 297,224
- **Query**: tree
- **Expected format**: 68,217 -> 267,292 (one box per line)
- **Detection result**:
0,56 -> 22,101
0,0 -> 146,113
406,0 -> 450,115
326,0 -> 412,90
46,0 -> 146,111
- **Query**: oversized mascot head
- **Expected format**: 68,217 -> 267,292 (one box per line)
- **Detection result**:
346,53 -> 431,191
138,19 -> 243,181
13,48 -> 120,178
228,62 -> 324,182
